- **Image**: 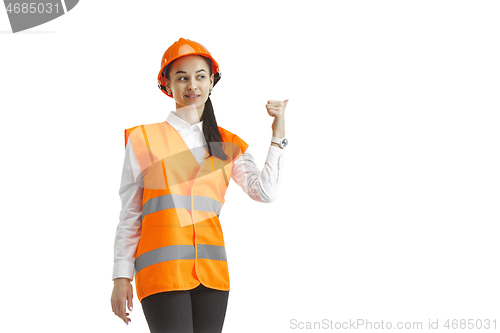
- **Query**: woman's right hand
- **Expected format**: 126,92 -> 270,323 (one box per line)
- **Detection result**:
111,278 -> 134,325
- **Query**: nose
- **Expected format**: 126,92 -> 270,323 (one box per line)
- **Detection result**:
188,79 -> 198,92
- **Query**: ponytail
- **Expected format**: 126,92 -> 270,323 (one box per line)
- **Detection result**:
201,95 -> 228,161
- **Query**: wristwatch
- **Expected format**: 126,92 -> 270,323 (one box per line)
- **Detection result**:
271,136 -> 288,149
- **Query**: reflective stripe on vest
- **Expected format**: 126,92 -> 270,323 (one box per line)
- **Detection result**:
135,244 -> 227,273
143,193 -> 223,218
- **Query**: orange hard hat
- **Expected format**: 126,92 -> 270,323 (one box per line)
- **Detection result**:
157,38 -> 221,98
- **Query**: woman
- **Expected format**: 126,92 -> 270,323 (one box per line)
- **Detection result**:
110,37 -> 288,333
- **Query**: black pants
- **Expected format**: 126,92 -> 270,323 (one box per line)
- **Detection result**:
141,283 -> 229,333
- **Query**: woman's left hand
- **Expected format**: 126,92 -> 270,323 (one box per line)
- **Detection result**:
266,100 -> 288,119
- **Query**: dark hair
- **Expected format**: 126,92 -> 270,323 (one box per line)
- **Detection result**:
162,56 -> 228,161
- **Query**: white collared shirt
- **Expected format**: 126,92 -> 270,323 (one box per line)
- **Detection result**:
112,111 -> 285,281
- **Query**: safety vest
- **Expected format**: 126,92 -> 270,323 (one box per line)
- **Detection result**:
124,121 -> 248,302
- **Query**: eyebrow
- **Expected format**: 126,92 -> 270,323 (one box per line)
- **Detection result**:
174,69 -> 207,75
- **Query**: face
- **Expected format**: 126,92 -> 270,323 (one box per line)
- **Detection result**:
165,55 -> 214,116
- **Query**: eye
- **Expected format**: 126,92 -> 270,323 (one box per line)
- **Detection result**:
178,75 -> 205,81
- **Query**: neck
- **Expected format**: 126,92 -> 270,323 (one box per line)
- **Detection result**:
175,103 -> 204,125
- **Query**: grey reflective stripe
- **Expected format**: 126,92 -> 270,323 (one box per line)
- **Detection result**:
135,245 -> 195,273
142,193 -> 189,216
135,244 -> 227,273
197,244 -> 227,261
143,194 -> 223,217
193,196 -> 223,216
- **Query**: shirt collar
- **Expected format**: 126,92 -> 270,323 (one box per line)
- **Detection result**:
166,111 -> 204,134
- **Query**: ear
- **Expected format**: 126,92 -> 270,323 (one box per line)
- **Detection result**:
210,73 -> 214,90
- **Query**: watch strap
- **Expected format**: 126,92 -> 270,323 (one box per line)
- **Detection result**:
271,137 -> 282,145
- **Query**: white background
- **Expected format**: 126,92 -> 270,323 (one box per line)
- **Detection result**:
1,1 -> 499,332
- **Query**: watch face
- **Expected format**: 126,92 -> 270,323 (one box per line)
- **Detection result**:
282,138 -> 288,147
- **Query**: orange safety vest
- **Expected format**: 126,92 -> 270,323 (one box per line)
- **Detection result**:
124,121 -> 248,302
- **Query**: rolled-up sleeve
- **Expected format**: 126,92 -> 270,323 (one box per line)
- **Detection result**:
231,145 -> 285,202
112,139 -> 143,281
